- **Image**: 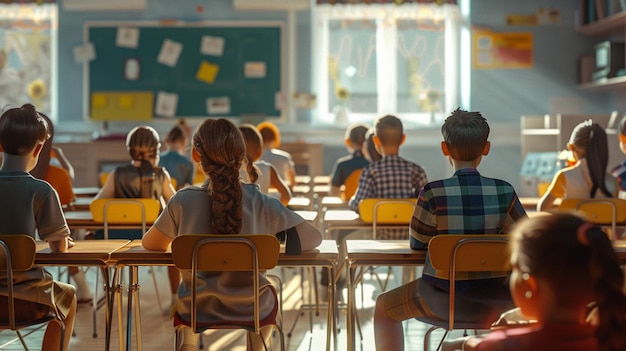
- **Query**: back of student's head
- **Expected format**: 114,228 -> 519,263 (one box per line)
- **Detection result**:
441,108 -> 489,161
0,103 -> 49,156
345,123 -> 369,148
238,124 -> 261,183
165,124 -> 186,145
374,115 -> 403,147
569,120 -> 611,198
364,127 -> 382,162
257,121 -> 281,148
511,213 -> 626,351
126,125 -> 160,197
193,118 -> 245,234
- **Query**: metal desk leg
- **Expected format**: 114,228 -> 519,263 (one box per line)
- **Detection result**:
133,266 -> 143,351
347,261 -> 356,351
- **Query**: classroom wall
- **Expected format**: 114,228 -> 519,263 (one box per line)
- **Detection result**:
53,0 -> 618,191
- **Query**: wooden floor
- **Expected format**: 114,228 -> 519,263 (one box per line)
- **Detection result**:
0,266 -> 460,351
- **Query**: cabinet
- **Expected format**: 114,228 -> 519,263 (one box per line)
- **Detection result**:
577,11 -> 626,92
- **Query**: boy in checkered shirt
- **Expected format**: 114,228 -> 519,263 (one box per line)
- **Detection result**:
373,108 -> 527,351
348,115 -> 428,239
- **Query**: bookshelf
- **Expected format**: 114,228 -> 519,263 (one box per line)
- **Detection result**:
576,2 -> 626,92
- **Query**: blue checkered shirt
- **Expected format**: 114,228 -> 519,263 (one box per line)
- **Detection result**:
410,168 -> 527,280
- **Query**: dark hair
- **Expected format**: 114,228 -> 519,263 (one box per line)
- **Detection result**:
374,115 -> 403,147
441,108 -> 490,161
193,118 -> 245,234
511,213 -> 626,351
30,109 -> 54,179
238,124 -> 261,183
0,103 -> 49,156
345,123 -> 369,147
165,124 -> 186,144
364,127 -> 382,162
126,126 -> 160,198
569,120 -> 612,198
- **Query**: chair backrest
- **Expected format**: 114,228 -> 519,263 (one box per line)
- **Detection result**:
427,234 -> 510,330
558,198 -> 626,239
358,198 -> 417,224
341,169 -> 362,201
0,235 -> 37,330
171,234 -> 280,333
44,165 -> 75,208
90,198 -> 161,239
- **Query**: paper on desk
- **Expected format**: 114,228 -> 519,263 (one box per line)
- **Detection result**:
116,27 -> 140,49
201,35 -> 225,56
155,91 -> 178,117
206,97 -> 230,115
73,42 -> 95,63
157,39 -> 183,67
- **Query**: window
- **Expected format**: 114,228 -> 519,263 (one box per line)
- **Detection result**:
0,4 -> 56,119
312,4 -> 461,127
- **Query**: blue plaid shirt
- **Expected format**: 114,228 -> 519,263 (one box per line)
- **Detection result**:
410,168 -> 527,280
349,154 -> 428,212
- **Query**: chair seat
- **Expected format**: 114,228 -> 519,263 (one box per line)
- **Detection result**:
173,285 -> 279,332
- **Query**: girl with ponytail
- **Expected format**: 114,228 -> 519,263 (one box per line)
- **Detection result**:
94,125 -> 176,238
142,118 -> 322,351
538,120 -> 617,211
443,213 -> 626,351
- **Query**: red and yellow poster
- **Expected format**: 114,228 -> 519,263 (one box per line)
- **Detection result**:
472,30 -> 533,69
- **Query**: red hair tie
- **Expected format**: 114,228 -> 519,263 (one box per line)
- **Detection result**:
577,222 -> 594,246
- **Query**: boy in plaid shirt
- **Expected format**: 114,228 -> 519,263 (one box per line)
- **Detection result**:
373,108 -> 527,351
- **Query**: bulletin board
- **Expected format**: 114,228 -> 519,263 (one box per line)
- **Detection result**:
84,21 -> 284,120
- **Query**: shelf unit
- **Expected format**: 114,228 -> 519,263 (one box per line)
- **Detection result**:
577,10 -> 626,92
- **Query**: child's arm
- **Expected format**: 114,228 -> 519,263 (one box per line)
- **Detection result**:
51,146 -> 75,180
537,172 -> 564,212
49,236 -> 73,253
292,221 -> 323,251
161,170 -> 177,203
269,165 -> 291,206
142,226 -> 172,251
94,169 -> 116,199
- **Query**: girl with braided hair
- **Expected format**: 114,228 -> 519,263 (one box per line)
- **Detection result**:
538,120 -> 617,211
443,213 -> 626,351
142,118 -> 322,351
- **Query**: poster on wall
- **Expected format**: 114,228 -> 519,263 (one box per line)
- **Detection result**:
472,30 -> 533,69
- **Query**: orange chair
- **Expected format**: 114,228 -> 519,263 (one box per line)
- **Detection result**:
341,169 -> 362,201
44,165 -> 75,209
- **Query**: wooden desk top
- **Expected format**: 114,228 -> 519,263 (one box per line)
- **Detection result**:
313,175 -> 330,185
111,239 -> 339,267
295,175 -> 312,185
295,210 -> 318,222
345,240 -> 426,265
320,196 -> 348,209
287,197 -> 311,210
35,239 -> 130,265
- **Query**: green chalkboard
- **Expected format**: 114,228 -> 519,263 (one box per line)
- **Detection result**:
86,21 -> 283,119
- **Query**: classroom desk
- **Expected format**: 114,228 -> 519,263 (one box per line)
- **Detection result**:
64,211 -> 154,231
344,240 -> 426,351
73,187 -> 101,197
35,239 -> 131,351
313,175 -> 330,185
110,239 -> 340,351
323,210 -> 371,240
295,175 -> 312,185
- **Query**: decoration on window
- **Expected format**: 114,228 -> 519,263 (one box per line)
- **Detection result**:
316,0 -> 456,4
329,56 -> 351,123
28,79 -> 46,101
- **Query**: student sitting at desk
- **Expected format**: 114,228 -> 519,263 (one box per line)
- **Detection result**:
610,115 -> 626,199
257,121 -> 296,188
348,114 -> 428,239
239,124 -> 291,206
159,120 -> 194,190
0,104 -> 76,351
328,123 -> 370,198
142,118 -> 322,351
373,108 -> 527,351
94,125 -> 178,313
538,120 -> 617,211
443,213 -> 626,351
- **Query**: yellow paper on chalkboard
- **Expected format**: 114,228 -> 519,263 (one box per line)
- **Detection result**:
92,93 -> 107,108
118,94 -> 134,109
196,61 -> 219,84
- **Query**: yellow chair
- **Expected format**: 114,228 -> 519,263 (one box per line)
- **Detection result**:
558,198 -> 626,239
341,169 -> 362,201
171,234 -> 284,351
44,165 -> 75,209
89,198 -> 163,338
416,235 -> 510,351
0,235 -> 65,351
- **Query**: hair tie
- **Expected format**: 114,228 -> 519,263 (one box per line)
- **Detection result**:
577,222 -> 594,246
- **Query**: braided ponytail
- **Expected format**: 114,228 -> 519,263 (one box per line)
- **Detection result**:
126,126 -> 160,198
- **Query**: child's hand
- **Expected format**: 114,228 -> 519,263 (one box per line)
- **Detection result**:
67,236 -> 75,249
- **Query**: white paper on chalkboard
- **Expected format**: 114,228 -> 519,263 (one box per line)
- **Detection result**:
116,27 -> 140,48
155,91 -> 178,117
157,39 -> 183,67
73,42 -> 96,63
201,35 -> 225,56
207,97 -> 231,115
